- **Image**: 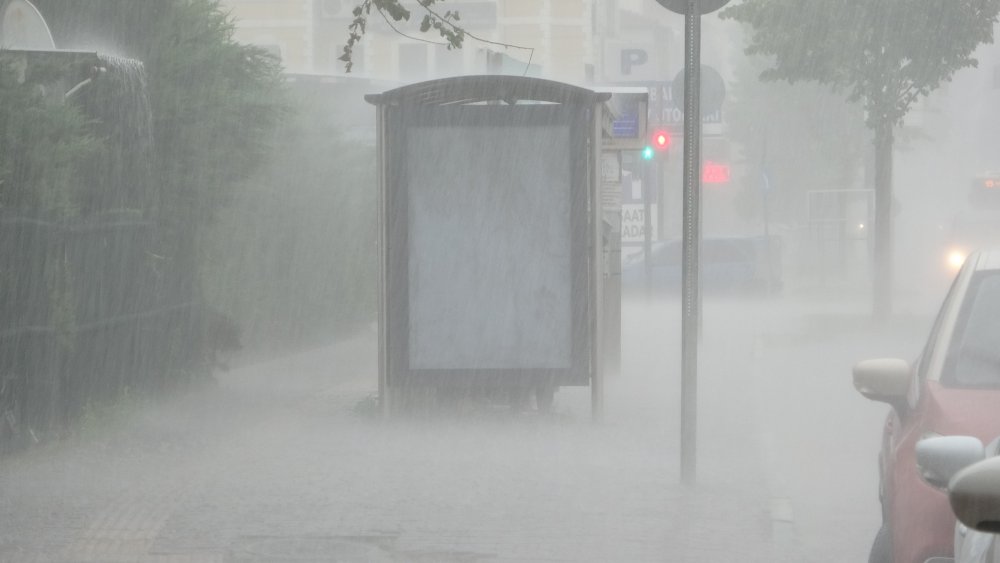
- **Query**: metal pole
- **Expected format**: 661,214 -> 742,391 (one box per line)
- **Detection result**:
592,104 -> 605,422
643,158 -> 654,298
680,0 -> 702,487
376,104 -> 390,418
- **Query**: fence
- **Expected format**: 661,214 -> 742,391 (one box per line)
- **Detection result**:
0,211 -> 203,452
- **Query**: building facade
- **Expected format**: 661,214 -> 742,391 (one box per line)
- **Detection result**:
217,0 -> 717,87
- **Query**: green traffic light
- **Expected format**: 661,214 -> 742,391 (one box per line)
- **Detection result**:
642,146 -> 654,160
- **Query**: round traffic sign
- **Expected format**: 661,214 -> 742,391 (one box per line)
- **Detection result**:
670,65 -> 727,117
654,0 -> 731,15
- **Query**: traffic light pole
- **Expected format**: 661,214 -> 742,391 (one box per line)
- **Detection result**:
643,158 -> 654,298
679,1 -> 701,488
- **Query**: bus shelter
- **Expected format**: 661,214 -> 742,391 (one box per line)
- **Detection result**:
366,75 -> 614,417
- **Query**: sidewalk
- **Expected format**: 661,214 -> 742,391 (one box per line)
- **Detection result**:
1,310 -> 803,562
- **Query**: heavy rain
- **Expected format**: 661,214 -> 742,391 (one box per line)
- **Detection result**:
2,1 -> 1000,562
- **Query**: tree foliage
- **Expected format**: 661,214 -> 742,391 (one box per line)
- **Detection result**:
0,0 -> 293,446
34,0 -> 288,223
201,86 -> 377,352
725,51 -> 868,222
141,1 -> 288,224
721,0 -> 1000,127
339,0 -> 534,74
0,54 -> 104,215
16,0 -> 286,370
341,0 -> 466,72
721,0 -> 1000,316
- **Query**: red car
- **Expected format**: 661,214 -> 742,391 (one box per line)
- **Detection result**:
854,249 -> 1000,563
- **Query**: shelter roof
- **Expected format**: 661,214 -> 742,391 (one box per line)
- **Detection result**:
365,75 -> 611,107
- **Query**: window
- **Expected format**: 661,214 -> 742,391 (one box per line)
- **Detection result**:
918,269 -> 963,381
398,44 -> 428,82
944,272 -> 1000,387
434,45 -> 465,77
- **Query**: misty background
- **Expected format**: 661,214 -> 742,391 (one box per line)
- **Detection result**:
2,0 -> 1000,561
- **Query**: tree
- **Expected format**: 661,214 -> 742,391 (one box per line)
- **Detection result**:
35,0 -> 287,222
720,0 -> 1000,318
31,0 -> 287,375
0,54 -> 103,215
726,50 -> 868,221
339,0 -> 531,73
723,44 -> 871,286
0,1 -> 288,444
201,81 -> 378,352
341,0 -> 462,72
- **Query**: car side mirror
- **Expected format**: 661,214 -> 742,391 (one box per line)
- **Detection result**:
916,435 -> 985,490
949,456 -> 1000,533
853,358 -> 911,411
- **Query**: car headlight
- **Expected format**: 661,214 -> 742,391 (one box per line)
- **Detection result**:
947,249 -> 968,270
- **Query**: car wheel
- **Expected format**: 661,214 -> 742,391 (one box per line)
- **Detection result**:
868,525 -> 892,563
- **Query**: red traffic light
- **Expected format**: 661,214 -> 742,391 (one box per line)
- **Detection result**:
651,130 -> 671,151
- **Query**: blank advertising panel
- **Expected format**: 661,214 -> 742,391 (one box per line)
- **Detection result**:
407,124 -> 571,369
388,104 -> 589,383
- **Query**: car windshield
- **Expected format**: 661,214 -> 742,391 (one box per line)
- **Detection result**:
944,272 -> 1000,388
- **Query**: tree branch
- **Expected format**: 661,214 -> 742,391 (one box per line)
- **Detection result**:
340,0 -> 536,75
376,4 -> 448,47
415,0 -> 533,55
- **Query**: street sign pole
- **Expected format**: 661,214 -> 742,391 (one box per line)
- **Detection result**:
680,0 -> 701,488
653,0 -> 729,487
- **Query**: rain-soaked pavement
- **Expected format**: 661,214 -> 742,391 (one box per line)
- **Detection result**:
0,289 -> 935,562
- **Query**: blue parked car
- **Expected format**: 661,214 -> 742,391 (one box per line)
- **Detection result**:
621,235 -> 782,294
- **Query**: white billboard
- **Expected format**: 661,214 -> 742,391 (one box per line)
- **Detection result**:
405,124 -> 573,370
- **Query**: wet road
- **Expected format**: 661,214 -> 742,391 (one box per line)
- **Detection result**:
0,290 -> 935,562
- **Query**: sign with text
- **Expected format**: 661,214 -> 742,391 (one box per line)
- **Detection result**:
646,81 -> 722,128
602,41 -> 660,82
602,89 -> 649,150
621,203 -> 657,244
702,161 -> 731,184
